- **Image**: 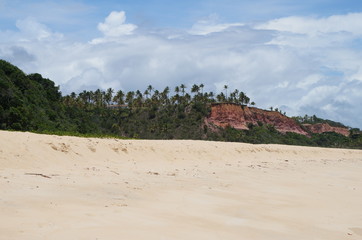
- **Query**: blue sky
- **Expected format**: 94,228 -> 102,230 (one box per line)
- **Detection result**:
1,0 -> 362,128
1,0 -> 361,37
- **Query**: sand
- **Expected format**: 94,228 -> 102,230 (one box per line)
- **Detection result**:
0,130 -> 361,240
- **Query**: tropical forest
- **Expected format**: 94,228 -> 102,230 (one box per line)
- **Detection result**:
0,60 -> 361,148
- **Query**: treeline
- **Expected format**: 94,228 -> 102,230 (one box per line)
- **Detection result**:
63,84 -> 255,109
293,114 -> 347,128
0,59 -> 361,149
61,84 -> 255,139
0,59 -> 254,137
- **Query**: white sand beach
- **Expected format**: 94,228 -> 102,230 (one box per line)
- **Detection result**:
0,130 -> 361,240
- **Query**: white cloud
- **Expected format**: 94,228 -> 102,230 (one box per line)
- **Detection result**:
97,11 -> 137,37
1,11 -> 362,128
255,13 -> 362,49
296,74 -> 322,89
298,85 -> 339,106
14,17 -> 63,41
257,13 -> 362,36
189,14 -> 244,35
349,66 -> 362,82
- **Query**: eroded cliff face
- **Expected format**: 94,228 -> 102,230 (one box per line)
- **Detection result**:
302,123 -> 350,137
206,103 -> 351,136
206,103 -> 309,135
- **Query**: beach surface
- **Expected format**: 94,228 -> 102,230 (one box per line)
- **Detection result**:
0,130 -> 361,240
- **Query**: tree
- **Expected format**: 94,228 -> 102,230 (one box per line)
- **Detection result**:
244,96 -> 250,105
208,92 -> 215,102
147,85 -> 154,96
125,91 -> 135,107
70,92 -> 77,100
78,90 -> 88,107
174,86 -> 180,94
200,83 -> 204,95
87,91 -> 94,105
216,92 -> 226,102
113,90 -> 125,105
230,89 -> 239,103
223,85 -> 228,101
134,90 -> 143,108
144,89 -> 150,99
191,84 -> 200,96
180,84 -> 186,97
94,89 -> 101,107
105,88 -> 114,106
238,92 -> 245,105
161,86 -> 170,104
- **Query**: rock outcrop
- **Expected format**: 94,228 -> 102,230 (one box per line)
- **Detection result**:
206,103 -> 350,136
302,123 -> 350,137
206,103 -> 309,135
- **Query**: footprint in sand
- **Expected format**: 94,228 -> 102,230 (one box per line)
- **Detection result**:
88,145 -> 96,152
48,142 -> 71,153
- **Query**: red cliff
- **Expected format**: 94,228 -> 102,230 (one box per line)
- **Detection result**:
206,103 -> 309,135
302,123 -> 350,137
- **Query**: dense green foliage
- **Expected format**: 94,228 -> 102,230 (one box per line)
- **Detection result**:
293,114 -> 347,128
0,60 -> 361,149
211,124 -> 362,149
0,60 -> 74,131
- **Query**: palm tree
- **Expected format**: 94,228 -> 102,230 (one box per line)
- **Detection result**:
216,93 -> 226,102
105,88 -> 114,106
199,83 -> 204,95
238,92 -> 245,105
151,90 -> 160,105
94,89 -> 102,107
134,90 -> 143,108
230,91 -> 236,103
191,84 -> 200,102
147,85 -> 153,96
208,91 -> 215,102
171,93 -> 180,105
125,91 -> 135,107
113,90 -> 125,105
244,96 -> 250,105
87,91 -> 94,106
191,84 -> 200,95
174,86 -> 180,95
223,85 -> 228,101
135,90 -> 143,99
162,86 -> 170,104
144,89 -> 150,99
180,84 -> 186,97
70,92 -> 77,100
184,93 -> 191,104
232,89 -> 239,102
78,90 -> 88,106
101,90 -> 106,107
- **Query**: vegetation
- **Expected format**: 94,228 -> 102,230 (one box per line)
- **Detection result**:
293,114 -> 347,128
212,124 -> 362,149
0,59 -> 361,149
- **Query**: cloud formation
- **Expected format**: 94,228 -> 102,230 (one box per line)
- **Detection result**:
98,11 -> 137,37
189,14 -> 244,35
0,11 -> 362,128
257,13 -> 362,36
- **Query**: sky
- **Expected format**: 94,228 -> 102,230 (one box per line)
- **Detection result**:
0,0 -> 362,128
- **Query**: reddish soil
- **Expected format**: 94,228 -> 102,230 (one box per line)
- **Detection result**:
206,103 -> 350,136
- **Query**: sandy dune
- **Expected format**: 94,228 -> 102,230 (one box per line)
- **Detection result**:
0,130 -> 361,240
